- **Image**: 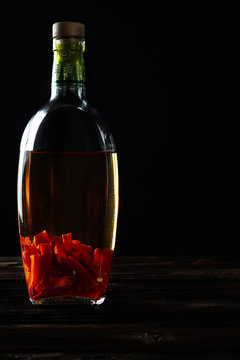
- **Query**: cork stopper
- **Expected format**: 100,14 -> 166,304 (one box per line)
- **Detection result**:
52,22 -> 85,38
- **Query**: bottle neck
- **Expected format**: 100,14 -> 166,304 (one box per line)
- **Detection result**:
50,37 -> 87,104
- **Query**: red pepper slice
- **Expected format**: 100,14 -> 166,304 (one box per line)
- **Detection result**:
38,243 -> 53,286
72,240 -> 93,258
33,231 -> 50,247
51,236 -> 62,246
33,282 -> 45,297
29,254 -> 41,289
20,235 -> 31,248
52,275 -> 74,290
28,243 -> 53,299
52,236 -> 67,263
93,248 -> 114,296
67,256 -> 97,290
68,241 -> 94,276
93,248 -> 114,276
22,246 -> 40,272
62,233 -> 72,252
39,242 -> 52,258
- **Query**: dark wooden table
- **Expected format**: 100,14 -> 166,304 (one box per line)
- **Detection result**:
1,255 -> 240,359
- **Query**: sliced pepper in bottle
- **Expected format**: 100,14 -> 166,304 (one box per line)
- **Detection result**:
93,248 -> 114,275
20,235 -> 31,248
22,246 -> 40,272
67,256 -> 97,290
62,233 -> 72,252
38,242 -> 53,286
21,230 -> 114,302
52,236 -> 67,263
93,248 -> 114,294
33,230 -> 50,247
69,240 -> 94,274
29,254 -> 41,289
72,240 -> 93,258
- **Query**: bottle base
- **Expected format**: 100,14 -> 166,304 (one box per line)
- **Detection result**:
30,295 -> 106,305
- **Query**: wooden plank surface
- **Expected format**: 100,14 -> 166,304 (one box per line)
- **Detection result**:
0,256 -> 240,359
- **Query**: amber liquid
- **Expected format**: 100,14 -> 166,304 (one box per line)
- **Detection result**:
17,151 -> 119,250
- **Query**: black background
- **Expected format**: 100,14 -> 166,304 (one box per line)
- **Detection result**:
0,2 -> 237,255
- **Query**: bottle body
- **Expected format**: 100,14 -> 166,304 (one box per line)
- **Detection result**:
18,102 -> 118,304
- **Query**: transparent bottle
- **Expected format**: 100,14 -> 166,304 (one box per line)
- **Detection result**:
17,22 -> 119,305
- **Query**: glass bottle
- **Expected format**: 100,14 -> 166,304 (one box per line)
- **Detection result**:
17,22 -> 119,305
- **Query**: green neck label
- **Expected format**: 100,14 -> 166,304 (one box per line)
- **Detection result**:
52,39 -> 85,87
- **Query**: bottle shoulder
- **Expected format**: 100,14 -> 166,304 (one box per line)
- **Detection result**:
20,100 -> 116,152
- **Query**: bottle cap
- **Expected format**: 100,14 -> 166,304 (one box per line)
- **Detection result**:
52,22 -> 85,38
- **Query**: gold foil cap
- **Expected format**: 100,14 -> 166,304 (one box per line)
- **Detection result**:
52,22 -> 85,38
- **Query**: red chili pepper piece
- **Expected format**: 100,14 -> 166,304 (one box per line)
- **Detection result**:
62,233 -> 72,252
29,243 -> 53,300
67,256 -> 97,290
29,254 -> 41,289
39,242 -> 52,257
93,248 -> 114,276
92,248 -> 114,296
53,275 -> 74,290
38,243 -> 53,286
69,241 -> 94,275
33,282 -> 45,297
21,244 -> 31,252
71,239 -> 81,250
71,241 -> 92,261
52,236 -> 67,263
22,246 -> 40,272
33,231 -> 50,247
72,240 -> 93,258
51,236 -> 62,246
20,235 -> 31,247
